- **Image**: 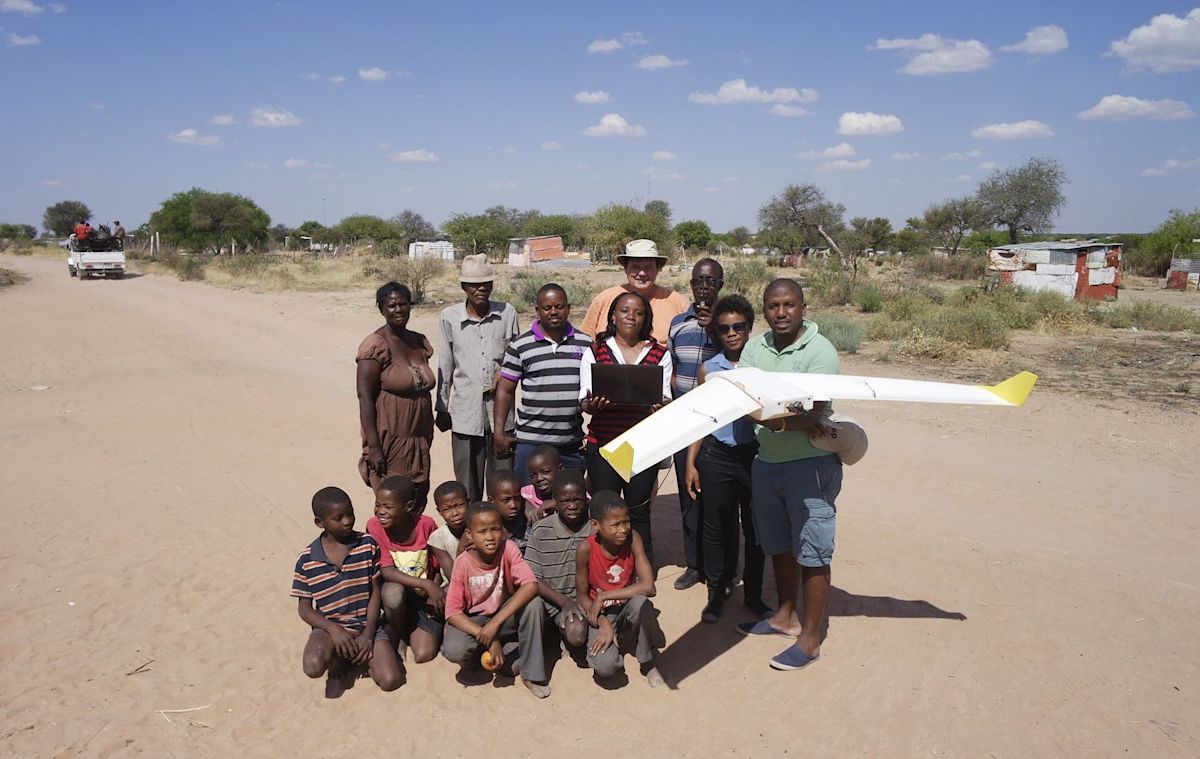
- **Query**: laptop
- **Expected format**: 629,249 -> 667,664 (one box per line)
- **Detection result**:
591,364 -> 664,406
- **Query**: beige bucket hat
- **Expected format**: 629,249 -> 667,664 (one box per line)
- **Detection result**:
810,415 -> 868,466
617,238 -> 668,266
459,253 -> 496,283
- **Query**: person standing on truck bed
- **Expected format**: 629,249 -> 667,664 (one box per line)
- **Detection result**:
113,221 -> 125,249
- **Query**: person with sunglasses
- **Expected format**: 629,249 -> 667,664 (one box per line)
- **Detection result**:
683,294 -> 773,623
665,258 -> 724,591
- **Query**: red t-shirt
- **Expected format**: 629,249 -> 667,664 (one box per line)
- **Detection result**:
365,514 -> 437,579
74,223 -> 91,239
586,533 -> 635,607
445,540 -> 536,618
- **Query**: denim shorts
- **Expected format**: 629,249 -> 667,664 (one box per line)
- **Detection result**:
751,455 -> 842,567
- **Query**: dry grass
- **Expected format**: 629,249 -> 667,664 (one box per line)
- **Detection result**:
0,266 -> 29,288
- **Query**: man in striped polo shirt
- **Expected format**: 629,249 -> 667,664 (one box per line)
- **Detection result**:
493,283 -> 592,485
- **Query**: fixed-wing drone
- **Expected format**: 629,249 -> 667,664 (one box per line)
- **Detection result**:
598,368 -> 1038,481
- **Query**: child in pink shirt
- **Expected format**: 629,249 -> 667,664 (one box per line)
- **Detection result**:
441,501 -> 550,698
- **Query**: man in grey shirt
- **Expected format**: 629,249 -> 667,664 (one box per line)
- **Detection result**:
436,254 -> 520,501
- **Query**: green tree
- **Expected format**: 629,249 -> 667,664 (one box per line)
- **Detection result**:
923,197 -> 986,254
523,214 -> 582,247
976,157 -> 1068,244
1127,208 -> 1200,275
757,183 -> 846,259
674,219 -> 713,251
582,203 -> 672,261
43,200 -> 92,237
891,217 -> 929,254
297,220 -> 325,235
149,188 -> 270,251
483,205 -> 539,235
443,213 -> 514,255
843,216 -> 893,277
389,210 -> 436,240
728,226 -> 752,247
0,223 -> 37,239
336,214 -> 400,242
644,199 -> 672,225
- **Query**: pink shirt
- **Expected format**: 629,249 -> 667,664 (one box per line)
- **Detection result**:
365,515 -> 438,577
445,540 -> 536,618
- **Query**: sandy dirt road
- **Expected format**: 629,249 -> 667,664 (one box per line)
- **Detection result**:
1,253 -> 1197,758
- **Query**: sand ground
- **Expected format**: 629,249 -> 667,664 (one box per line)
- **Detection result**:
1,253 -> 1197,758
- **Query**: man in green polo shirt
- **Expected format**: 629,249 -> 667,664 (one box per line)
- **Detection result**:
735,278 -> 842,672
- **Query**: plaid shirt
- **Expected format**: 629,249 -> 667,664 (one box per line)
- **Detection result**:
668,306 -> 719,398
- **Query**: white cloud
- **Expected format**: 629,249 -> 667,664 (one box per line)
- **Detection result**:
636,54 -> 688,70
838,111 -> 904,136
891,151 -> 920,161
954,174 -> 973,183
251,106 -> 302,128
770,104 -> 810,118
284,158 -> 309,169
540,141 -> 561,150
651,150 -> 677,161
1078,94 -> 1194,121
1142,157 -> 1200,177
943,149 -> 982,160
587,31 -> 647,53
500,146 -> 517,154
7,32 -> 39,45
40,178 -> 64,186
1001,25 -> 1068,55
305,72 -> 347,84
574,90 -> 611,104
1,0 -> 44,15
871,34 -> 994,75
389,149 -> 439,163
246,162 -> 269,169
358,67 -> 392,81
797,142 -> 856,160
972,120 -> 1054,139
640,166 -> 685,181
977,161 -> 999,171
689,78 -> 818,105
1110,9 -> 1200,73
583,113 -> 645,137
704,186 -> 721,193
168,128 -> 220,146
819,159 -> 871,172
210,113 -> 235,125
488,181 -> 518,190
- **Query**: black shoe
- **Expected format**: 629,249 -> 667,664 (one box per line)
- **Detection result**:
744,596 -> 774,619
701,589 -> 724,623
673,568 -> 701,591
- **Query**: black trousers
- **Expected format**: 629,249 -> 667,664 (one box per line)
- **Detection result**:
586,443 -> 659,566
697,437 -> 764,601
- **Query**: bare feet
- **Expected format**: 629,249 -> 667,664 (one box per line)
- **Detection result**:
522,677 -> 551,699
642,662 -> 665,688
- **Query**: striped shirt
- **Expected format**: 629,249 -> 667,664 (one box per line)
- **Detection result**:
291,533 -> 380,633
524,516 -> 593,600
499,320 -> 592,446
668,306 -> 719,398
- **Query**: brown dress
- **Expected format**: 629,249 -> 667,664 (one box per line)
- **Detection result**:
356,329 -> 435,489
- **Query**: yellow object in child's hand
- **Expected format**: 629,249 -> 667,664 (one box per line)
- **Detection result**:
480,650 -> 500,672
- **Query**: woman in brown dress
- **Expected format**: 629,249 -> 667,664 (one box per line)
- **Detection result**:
357,282 -> 435,508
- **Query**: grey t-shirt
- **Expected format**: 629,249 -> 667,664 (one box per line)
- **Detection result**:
523,516 -> 592,601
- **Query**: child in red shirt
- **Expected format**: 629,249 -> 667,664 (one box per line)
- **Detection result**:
365,475 -> 450,665
575,490 -> 665,686
442,501 -> 551,698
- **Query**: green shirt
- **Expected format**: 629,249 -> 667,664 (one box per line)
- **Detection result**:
739,320 -> 840,463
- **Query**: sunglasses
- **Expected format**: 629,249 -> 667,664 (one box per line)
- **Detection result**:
715,321 -> 749,334
690,276 -> 723,285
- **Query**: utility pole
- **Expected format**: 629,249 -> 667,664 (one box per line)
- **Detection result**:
322,197 -> 327,226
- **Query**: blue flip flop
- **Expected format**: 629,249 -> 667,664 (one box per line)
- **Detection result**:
769,644 -> 820,671
735,619 -> 791,637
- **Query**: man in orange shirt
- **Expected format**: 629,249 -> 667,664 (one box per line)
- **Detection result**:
580,239 -> 689,345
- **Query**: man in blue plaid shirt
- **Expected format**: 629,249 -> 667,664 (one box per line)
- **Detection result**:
666,258 -> 723,590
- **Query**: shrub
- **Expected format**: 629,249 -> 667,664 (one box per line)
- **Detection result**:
883,293 -> 936,321
173,256 -> 207,281
1095,301 -> 1200,332
865,314 -> 912,341
212,254 -> 271,276
1,266 -> 28,287
724,256 -> 773,298
898,329 -> 967,361
855,283 -> 885,313
909,253 -> 987,280
816,314 -> 864,354
388,255 -> 447,304
913,303 -> 1009,349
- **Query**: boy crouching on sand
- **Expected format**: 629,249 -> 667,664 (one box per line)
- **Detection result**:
576,491 -> 665,686
292,486 -> 403,691
524,470 -> 592,652
441,501 -> 551,698
428,481 -> 469,580
365,475 -> 451,665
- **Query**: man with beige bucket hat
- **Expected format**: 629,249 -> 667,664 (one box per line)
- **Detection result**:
436,254 -> 521,501
580,239 -> 689,345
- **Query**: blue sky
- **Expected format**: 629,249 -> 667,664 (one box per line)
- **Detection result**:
2,1 -> 1199,234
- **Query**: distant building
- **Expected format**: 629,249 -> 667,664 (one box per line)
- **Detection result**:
1166,257 -> 1200,292
507,235 -> 564,267
409,239 -> 456,260
987,240 -> 1122,301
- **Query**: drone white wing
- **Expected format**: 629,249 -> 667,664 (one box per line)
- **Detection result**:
599,367 -> 1037,481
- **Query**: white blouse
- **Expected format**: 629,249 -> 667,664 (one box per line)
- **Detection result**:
578,336 -> 673,401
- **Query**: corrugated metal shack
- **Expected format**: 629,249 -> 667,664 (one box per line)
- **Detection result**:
507,235 -> 565,267
1166,258 -> 1200,292
987,240 -> 1122,301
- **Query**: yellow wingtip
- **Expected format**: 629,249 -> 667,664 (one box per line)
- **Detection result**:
983,370 -> 1038,406
599,441 -> 635,483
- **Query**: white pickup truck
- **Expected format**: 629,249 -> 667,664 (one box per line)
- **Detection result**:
68,234 -> 126,279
